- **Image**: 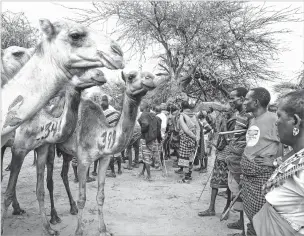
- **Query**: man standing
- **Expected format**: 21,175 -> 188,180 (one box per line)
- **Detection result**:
225,87 -> 249,235
138,102 -> 161,181
241,87 -> 283,236
175,101 -> 200,183
156,104 -> 168,164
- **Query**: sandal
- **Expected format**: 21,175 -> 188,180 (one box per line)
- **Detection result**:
178,178 -> 191,184
174,169 -> 184,174
123,166 -> 133,170
198,209 -> 216,217
227,220 -> 242,230
145,176 -> 153,182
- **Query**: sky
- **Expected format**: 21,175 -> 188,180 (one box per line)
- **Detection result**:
2,1 -> 304,102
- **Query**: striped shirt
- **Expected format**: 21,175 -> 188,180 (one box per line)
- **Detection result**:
103,108 -> 120,127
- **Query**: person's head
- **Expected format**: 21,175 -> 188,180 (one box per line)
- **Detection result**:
243,87 -> 271,113
207,107 -> 214,114
229,87 -> 248,112
268,104 -> 278,113
101,95 -> 109,110
140,102 -> 149,112
180,100 -> 192,111
276,90 -> 304,147
160,103 -> 167,111
155,105 -> 161,114
197,110 -> 207,120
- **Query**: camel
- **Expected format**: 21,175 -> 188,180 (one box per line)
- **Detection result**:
1,18 -> 124,145
1,46 -> 36,178
1,69 -> 108,235
53,70 -> 156,236
1,46 -> 35,87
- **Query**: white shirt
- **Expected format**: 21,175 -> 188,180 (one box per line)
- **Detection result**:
266,169 -> 304,233
157,111 -> 168,138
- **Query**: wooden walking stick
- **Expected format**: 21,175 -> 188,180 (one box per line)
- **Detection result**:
220,190 -> 241,221
197,167 -> 214,201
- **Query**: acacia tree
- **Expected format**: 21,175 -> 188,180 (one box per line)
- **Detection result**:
273,62 -> 304,99
1,11 -> 39,49
65,1 -> 302,103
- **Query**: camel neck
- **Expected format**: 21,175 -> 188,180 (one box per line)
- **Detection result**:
1,54 -> 68,137
101,94 -> 140,155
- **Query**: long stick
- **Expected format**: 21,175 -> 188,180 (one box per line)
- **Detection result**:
218,129 -> 247,135
220,190 -> 241,221
197,168 -> 213,201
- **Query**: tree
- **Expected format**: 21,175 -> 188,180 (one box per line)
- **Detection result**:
273,62 -> 304,99
64,1 -> 302,103
1,11 -> 39,49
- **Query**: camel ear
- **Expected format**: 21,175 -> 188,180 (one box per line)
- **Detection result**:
121,71 -> 126,83
39,19 -> 55,39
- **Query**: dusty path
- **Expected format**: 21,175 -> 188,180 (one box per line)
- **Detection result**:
2,149 -> 243,236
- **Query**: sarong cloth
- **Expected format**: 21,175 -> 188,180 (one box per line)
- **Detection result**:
253,202 -> 304,236
141,139 -> 158,165
241,156 -> 275,221
178,131 -> 196,168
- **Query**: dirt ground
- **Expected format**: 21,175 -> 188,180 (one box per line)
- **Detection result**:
2,148 -> 244,236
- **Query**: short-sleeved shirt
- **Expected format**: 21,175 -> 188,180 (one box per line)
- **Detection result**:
244,111 -> 280,161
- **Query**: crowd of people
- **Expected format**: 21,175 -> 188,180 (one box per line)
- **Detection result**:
71,87 -> 303,236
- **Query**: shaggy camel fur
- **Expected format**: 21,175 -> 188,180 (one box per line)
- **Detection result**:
1,18 -> 124,145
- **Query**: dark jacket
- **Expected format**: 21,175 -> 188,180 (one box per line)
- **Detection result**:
138,111 -> 161,144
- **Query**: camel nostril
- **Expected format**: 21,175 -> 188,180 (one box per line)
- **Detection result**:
111,43 -> 123,57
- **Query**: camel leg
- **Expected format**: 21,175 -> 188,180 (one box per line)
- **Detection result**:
61,152 -> 78,215
46,145 -> 62,225
97,157 -> 112,236
36,144 -> 59,236
33,149 -> 37,166
75,160 -> 90,236
1,146 -> 7,181
1,148 -> 27,233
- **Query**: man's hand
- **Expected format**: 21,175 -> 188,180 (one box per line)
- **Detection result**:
254,155 -> 275,167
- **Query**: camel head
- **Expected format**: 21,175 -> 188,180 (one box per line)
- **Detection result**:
71,69 -> 107,89
121,70 -> 157,100
1,46 -> 35,87
37,19 -> 125,77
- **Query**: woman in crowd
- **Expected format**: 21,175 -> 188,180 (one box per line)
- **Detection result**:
253,89 -> 304,236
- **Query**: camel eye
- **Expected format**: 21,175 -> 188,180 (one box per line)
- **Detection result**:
70,33 -> 84,41
128,74 -> 136,80
12,51 -> 24,57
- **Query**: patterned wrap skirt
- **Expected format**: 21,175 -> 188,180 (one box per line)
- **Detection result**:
141,139 -> 158,165
241,156 -> 275,221
178,132 -> 196,168
210,146 -> 229,188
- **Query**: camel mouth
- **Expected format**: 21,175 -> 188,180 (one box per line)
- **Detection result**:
142,83 -> 156,91
98,52 -> 124,70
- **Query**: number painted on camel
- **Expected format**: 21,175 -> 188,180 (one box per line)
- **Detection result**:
98,130 -> 116,151
36,120 -> 61,141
